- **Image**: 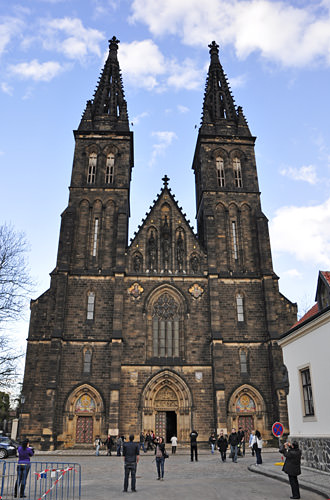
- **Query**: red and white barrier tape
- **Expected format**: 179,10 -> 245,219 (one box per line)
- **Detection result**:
35,466 -> 76,500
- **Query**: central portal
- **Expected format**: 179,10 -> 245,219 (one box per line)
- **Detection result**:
141,370 -> 192,442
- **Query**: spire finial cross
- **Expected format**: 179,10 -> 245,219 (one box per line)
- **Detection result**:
162,174 -> 170,188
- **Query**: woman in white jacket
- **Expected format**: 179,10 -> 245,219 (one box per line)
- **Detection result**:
252,430 -> 263,465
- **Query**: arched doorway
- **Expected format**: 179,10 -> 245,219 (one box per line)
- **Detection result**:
228,385 -> 268,440
141,370 -> 192,443
60,384 -> 105,447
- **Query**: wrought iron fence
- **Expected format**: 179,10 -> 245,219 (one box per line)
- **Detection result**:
0,460 -> 81,500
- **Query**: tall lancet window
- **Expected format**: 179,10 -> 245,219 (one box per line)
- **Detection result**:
105,153 -> 115,184
87,292 -> 95,320
83,349 -> 92,374
240,350 -> 248,373
232,221 -> 238,260
236,294 -> 244,322
233,157 -> 242,187
152,293 -> 179,358
87,153 -> 97,184
92,218 -> 99,257
216,157 -> 225,187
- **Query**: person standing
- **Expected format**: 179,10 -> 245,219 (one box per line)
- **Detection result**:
228,428 -> 239,463
116,435 -> 122,456
170,434 -> 177,454
155,437 -> 167,480
190,429 -> 198,462
252,430 -> 263,465
249,430 -> 255,456
217,430 -> 228,462
123,434 -> 139,493
208,433 -> 216,454
139,432 -> 146,453
238,426 -> 245,456
279,441 -> 302,499
104,435 -> 114,456
14,438 -> 34,498
94,435 -> 102,456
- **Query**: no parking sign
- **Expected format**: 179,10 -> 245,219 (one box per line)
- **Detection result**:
272,421 -> 284,437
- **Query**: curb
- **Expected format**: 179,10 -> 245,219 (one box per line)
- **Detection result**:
248,464 -> 330,499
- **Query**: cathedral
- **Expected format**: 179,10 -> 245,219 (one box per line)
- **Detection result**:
21,37 -> 297,450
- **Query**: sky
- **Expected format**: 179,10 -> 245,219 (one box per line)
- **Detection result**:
1,0 -> 330,366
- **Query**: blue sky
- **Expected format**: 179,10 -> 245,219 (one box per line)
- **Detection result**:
1,0 -> 330,357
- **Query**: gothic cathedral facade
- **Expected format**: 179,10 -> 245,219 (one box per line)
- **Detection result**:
22,37 -> 296,449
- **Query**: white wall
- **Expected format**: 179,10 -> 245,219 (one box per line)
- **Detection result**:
281,314 -> 330,437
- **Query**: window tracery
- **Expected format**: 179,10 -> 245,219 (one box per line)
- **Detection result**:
152,293 -> 180,357
105,153 -> 114,184
233,157 -> 242,187
87,153 -> 97,184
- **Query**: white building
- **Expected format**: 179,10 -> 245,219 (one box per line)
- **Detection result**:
278,271 -> 330,472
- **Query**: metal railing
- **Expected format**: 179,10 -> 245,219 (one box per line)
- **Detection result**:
0,460 -> 81,500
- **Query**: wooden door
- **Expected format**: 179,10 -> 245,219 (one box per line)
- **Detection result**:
76,416 -> 93,443
238,415 -> 254,439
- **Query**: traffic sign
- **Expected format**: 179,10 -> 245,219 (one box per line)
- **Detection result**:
272,421 -> 284,437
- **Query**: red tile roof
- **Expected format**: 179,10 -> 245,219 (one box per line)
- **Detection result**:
291,303 -> 319,329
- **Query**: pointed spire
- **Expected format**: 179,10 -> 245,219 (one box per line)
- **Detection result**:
201,41 -> 251,136
79,36 -> 129,132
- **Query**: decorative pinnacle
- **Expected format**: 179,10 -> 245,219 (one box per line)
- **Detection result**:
162,174 -> 170,188
109,36 -> 120,59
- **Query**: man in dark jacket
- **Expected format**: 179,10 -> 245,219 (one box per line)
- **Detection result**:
123,434 -> 139,492
279,441 -> 302,499
228,428 -> 240,463
190,430 -> 198,461
217,430 -> 228,462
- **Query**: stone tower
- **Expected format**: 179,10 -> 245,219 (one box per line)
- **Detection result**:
21,39 -> 296,450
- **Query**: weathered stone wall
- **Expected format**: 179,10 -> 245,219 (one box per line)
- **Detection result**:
291,436 -> 330,473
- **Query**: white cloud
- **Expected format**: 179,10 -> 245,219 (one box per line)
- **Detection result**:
131,111 -> 149,125
1,82 -> 13,95
280,165 -> 318,184
270,198 -> 330,268
0,17 -> 24,56
149,131 -> 177,166
167,58 -> 202,90
9,59 -> 64,82
177,105 -> 189,113
130,0 -> 330,68
41,17 -> 104,60
282,269 -> 303,279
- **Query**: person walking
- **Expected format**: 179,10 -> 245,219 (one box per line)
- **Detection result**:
252,430 -> 263,465
116,435 -> 123,456
238,426 -> 245,456
217,430 -> 228,462
208,433 -> 216,454
228,428 -> 239,463
190,429 -> 198,462
123,434 -> 139,493
94,435 -> 102,456
279,441 -> 302,499
139,432 -> 146,453
170,434 -> 177,454
14,438 -> 34,498
104,435 -> 114,456
155,437 -> 167,480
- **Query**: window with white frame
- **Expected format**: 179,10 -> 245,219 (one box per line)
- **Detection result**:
232,221 -> 238,260
87,292 -> 95,320
87,153 -> 97,184
240,350 -> 248,373
233,157 -> 242,187
105,153 -> 115,184
236,294 -> 244,322
83,349 -> 92,373
300,367 -> 314,416
92,218 -> 99,257
216,157 -> 225,187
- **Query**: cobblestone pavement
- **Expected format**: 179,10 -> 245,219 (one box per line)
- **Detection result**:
29,449 -> 327,500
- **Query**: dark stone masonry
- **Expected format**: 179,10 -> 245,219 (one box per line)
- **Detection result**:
293,437 -> 330,473
21,37 -> 297,450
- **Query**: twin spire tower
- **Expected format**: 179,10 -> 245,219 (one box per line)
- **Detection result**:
22,38 -> 296,449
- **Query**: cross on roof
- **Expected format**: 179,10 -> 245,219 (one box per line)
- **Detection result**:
162,175 -> 170,188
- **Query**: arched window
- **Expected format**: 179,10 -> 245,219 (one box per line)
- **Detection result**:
216,157 -> 225,187
105,153 -> 114,184
83,350 -> 92,373
233,157 -> 242,187
87,153 -> 97,184
240,350 -> 248,374
152,293 -> 179,357
87,292 -> 95,320
236,294 -> 244,322
232,220 -> 238,260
